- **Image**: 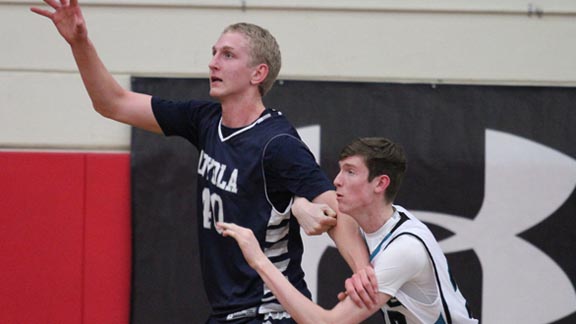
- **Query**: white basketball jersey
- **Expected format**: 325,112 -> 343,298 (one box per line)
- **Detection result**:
376,205 -> 478,324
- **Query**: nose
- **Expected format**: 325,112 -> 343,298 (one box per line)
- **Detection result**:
209,54 -> 218,70
333,171 -> 342,187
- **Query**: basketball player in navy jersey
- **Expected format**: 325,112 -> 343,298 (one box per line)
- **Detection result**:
31,1 -> 378,323
219,137 -> 478,324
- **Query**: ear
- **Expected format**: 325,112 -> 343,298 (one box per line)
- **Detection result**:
373,175 -> 391,194
250,63 -> 269,86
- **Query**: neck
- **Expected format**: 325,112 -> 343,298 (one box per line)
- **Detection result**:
220,93 -> 265,128
359,203 -> 395,234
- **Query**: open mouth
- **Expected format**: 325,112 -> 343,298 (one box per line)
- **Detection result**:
210,77 -> 223,83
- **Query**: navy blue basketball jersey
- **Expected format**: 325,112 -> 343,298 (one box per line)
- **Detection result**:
152,97 -> 333,320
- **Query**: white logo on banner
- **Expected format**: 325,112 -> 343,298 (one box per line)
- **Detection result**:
298,127 -> 576,323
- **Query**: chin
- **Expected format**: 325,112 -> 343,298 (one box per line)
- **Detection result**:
209,88 -> 219,98
338,205 -> 351,215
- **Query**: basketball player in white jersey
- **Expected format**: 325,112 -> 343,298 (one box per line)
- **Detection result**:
219,137 -> 478,324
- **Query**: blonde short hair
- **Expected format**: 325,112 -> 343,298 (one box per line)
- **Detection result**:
223,23 -> 281,96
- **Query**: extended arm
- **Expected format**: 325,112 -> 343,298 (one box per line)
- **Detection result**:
217,222 -> 389,324
31,0 -> 160,133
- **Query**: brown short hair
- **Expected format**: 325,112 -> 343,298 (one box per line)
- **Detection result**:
339,137 -> 407,202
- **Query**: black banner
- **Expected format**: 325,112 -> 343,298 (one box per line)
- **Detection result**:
131,78 -> 576,324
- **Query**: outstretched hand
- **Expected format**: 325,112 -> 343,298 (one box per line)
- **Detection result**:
217,222 -> 266,269
31,0 -> 87,45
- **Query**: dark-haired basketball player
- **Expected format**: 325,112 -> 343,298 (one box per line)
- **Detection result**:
220,137 -> 478,324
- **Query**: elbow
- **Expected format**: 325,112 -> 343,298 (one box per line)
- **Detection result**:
93,103 -> 122,122
92,94 -> 124,121
91,88 -> 130,120
93,102 -> 113,118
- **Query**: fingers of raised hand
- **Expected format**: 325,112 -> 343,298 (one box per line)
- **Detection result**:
44,0 -> 62,9
31,0 -> 73,18
30,7 -> 54,18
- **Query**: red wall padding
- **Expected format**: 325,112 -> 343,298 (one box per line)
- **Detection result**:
0,152 -> 131,324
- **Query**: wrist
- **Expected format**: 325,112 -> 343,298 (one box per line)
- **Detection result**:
291,196 -> 308,219
252,255 -> 271,273
69,35 -> 91,49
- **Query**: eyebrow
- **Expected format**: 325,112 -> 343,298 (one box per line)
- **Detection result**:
212,45 -> 235,53
340,162 -> 357,169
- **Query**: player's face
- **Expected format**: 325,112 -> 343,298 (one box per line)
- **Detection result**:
334,155 -> 377,216
209,32 -> 256,100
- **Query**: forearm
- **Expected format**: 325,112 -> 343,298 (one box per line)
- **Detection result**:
70,38 -> 128,115
328,213 -> 370,272
312,191 -> 370,272
255,256 -> 378,324
253,257 -> 333,324
217,221 -> 369,323
70,38 -> 158,132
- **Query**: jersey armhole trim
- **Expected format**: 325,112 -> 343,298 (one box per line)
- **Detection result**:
385,232 -> 453,324
260,133 -> 307,214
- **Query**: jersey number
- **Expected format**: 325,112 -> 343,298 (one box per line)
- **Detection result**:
202,188 -> 224,232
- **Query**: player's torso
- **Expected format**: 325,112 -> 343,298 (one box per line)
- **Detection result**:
196,110 -> 307,315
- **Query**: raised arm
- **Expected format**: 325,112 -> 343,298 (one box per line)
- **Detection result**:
217,222 -> 388,324
31,0 -> 160,133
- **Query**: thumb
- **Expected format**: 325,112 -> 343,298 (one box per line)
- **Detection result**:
322,205 -> 337,218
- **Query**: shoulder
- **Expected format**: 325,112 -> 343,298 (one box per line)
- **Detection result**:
263,133 -> 315,162
381,234 -> 429,272
265,132 -> 303,149
372,234 -> 430,296
151,97 -> 221,137
152,97 -> 220,118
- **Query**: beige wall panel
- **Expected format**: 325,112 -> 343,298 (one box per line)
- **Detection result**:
0,72 -> 131,149
1,1 -> 575,149
3,3 -> 576,85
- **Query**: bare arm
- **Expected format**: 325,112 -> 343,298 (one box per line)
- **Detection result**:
217,222 -> 389,324
310,191 -> 368,271
291,191 -> 370,271
31,0 -> 160,133
295,191 -> 379,307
